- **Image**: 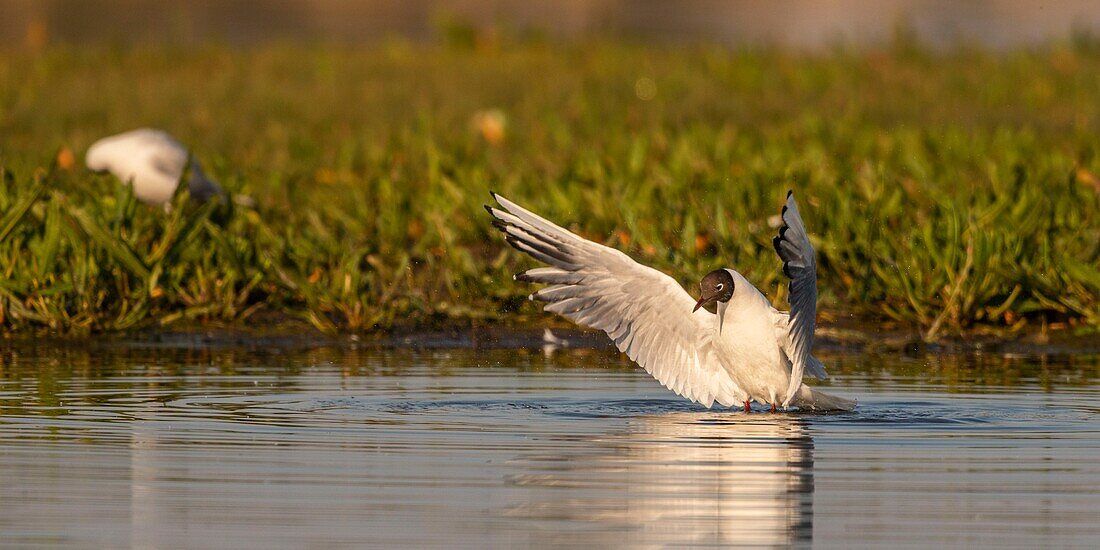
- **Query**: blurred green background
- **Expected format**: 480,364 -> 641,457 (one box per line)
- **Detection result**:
0,2 -> 1098,339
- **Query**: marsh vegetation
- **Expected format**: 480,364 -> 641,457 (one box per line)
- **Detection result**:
0,40 -> 1097,338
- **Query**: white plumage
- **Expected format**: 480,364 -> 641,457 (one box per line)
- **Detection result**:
85,128 -> 223,206
486,191 -> 855,412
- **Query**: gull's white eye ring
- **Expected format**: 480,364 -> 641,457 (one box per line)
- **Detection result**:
716,283 -> 724,290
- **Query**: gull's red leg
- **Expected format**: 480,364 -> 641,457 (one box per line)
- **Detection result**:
770,403 -> 777,413
744,400 -> 751,413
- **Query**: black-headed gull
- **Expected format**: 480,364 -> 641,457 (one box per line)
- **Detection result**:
85,128 -> 224,206
486,191 -> 855,412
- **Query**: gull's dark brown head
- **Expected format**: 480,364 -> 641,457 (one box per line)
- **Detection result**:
693,269 -> 735,312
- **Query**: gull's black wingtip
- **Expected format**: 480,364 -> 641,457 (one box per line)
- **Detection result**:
483,203 -> 496,216
786,189 -> 794,199
489,190 -> 500,201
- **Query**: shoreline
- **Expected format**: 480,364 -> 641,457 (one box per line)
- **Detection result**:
6,322 -> 1097,356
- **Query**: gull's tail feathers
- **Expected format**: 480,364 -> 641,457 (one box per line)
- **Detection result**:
792,385 -> 856,412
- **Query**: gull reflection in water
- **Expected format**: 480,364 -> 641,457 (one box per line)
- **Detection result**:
508,412 -> 814,547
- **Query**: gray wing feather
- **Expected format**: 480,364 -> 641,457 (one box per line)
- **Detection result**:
774,312 -> 828,380
772,191 -> 819,407
487,193 -> 746,408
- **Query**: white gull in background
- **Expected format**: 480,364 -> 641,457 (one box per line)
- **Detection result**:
85,128 -> 224,206
486,190 -> 855,412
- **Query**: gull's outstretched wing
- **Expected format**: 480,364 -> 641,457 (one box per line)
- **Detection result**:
772,191 -> 818,407
486,193 -> 745,408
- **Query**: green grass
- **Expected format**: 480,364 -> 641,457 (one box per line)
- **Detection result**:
0,39 -> 1098,338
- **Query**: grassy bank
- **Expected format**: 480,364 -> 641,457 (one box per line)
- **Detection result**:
0,40 -> 1098,338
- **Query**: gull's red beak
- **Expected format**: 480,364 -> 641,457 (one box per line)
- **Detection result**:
693,295 -> 711,312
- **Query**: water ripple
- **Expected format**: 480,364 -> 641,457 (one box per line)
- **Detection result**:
0,348 -> 1097,548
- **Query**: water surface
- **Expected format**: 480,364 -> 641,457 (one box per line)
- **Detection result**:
1,342 -> 1097,547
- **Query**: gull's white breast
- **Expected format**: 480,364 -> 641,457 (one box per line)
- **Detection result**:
714,270 -> 791,404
